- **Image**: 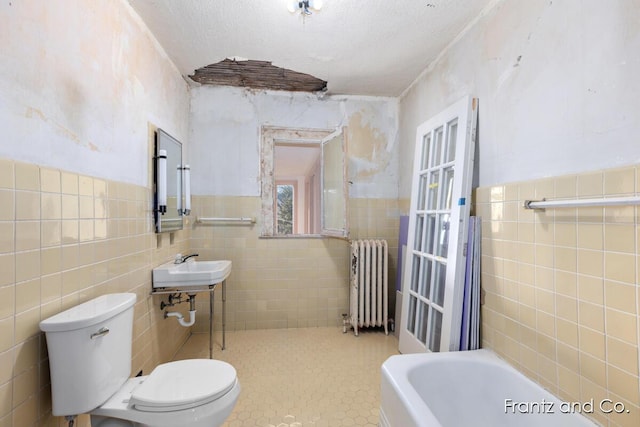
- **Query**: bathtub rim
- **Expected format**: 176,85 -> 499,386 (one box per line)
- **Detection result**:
380,349 -> 598,427
381,349 -> 503,426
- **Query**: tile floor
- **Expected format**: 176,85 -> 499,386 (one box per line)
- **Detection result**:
174,327 -> 399,427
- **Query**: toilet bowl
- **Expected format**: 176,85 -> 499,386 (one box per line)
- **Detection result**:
39,293 -> 240,427
91,359 -> 240,427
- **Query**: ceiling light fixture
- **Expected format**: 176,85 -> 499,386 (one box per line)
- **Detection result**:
287,0 -> 323,16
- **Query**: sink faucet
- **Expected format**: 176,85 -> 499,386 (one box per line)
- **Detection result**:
174,253 -> 199,264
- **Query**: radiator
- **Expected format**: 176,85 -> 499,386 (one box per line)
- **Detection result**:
349,239 -> 389,336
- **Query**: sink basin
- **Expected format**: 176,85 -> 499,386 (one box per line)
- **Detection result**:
152,260 -> 232,289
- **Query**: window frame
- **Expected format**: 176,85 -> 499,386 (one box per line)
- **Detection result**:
260,126 -> 348,238
320,129 -> 349,238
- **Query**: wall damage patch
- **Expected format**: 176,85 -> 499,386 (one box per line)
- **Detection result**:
348,111 -> 392,180
189,59 -> 327,93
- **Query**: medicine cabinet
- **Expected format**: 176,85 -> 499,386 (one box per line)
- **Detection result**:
154,129 -> 191,233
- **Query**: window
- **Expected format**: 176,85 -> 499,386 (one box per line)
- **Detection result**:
276,182 -> 295,235
274,143 -> 320,234
260,126 -> 348,238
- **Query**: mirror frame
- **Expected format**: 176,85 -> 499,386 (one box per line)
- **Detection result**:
154,129 -> 183,233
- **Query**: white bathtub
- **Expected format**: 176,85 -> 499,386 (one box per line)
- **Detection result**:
380,349 -> 598,427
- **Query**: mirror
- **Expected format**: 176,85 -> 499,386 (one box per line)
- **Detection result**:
154,129 -> 183,233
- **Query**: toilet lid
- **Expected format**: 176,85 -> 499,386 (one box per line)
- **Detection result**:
130,359 -> 237,412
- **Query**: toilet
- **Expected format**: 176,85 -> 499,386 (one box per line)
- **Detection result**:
39,293 -> 240,427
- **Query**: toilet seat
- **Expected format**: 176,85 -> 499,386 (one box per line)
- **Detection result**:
130,359 -> 237,412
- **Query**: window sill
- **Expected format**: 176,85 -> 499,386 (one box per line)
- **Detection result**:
259,234 -> 324,239
259,234 -> 350,241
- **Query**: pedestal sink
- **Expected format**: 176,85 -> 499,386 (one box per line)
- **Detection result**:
152,259 -> 232,289
152,258 -> 232,358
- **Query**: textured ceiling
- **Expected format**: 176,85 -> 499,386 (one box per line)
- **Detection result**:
128,0 -> 495,96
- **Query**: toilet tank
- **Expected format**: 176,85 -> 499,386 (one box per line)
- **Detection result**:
40,293 -> 137,417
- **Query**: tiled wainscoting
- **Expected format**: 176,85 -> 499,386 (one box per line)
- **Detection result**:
476,165 -> 640,427
0,158 -> 191,426
189,196 -> 401,332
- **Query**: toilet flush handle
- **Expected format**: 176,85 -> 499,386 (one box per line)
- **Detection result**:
90,327 -> 110,339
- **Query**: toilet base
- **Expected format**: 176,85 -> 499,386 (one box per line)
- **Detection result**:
90,376 -> 241,427
90,416 -> 136,427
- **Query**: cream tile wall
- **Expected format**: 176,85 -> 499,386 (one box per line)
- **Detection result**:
189,196 -> 401,332
189,195 -> 347,332
476,165 -> 640,427
0,157 -> 192,426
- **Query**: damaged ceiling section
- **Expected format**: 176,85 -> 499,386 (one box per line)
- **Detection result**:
189,59 -> 328,93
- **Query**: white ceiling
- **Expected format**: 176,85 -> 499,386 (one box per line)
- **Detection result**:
128,0 -> 495,97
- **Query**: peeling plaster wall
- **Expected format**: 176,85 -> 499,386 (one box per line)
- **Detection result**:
189,86 -> 401,330
0,0 -> 190,186
189,85 -> 399,199
0,1 -> 191,425
398,0 -> 640,196
396,2 -> 640,422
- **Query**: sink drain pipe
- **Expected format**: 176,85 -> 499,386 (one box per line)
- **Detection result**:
165,294 -> 197,327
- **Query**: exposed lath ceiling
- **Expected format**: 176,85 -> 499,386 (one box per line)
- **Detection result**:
190,59 -> 327,93
128,0 -> 495,96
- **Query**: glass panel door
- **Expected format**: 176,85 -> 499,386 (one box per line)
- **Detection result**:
399,96 -> 478,354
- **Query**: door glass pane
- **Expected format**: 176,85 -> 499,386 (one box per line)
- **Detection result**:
433,261 -> 446,306
421,134 -> 431,169
441,167 -> 454,210
417,174 -> 428,210
427,171 -> 439,210
431,127 -> 444,167
428,309 -> 443,352
420,259 -> 432,299
425,214 -> 436,255
445,119 -> 458,163
410,254 -> 421,293
407,295 -> 417,334
414,214 -> 424,252
417,301 -> 429,344
435,214 -> 450,258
